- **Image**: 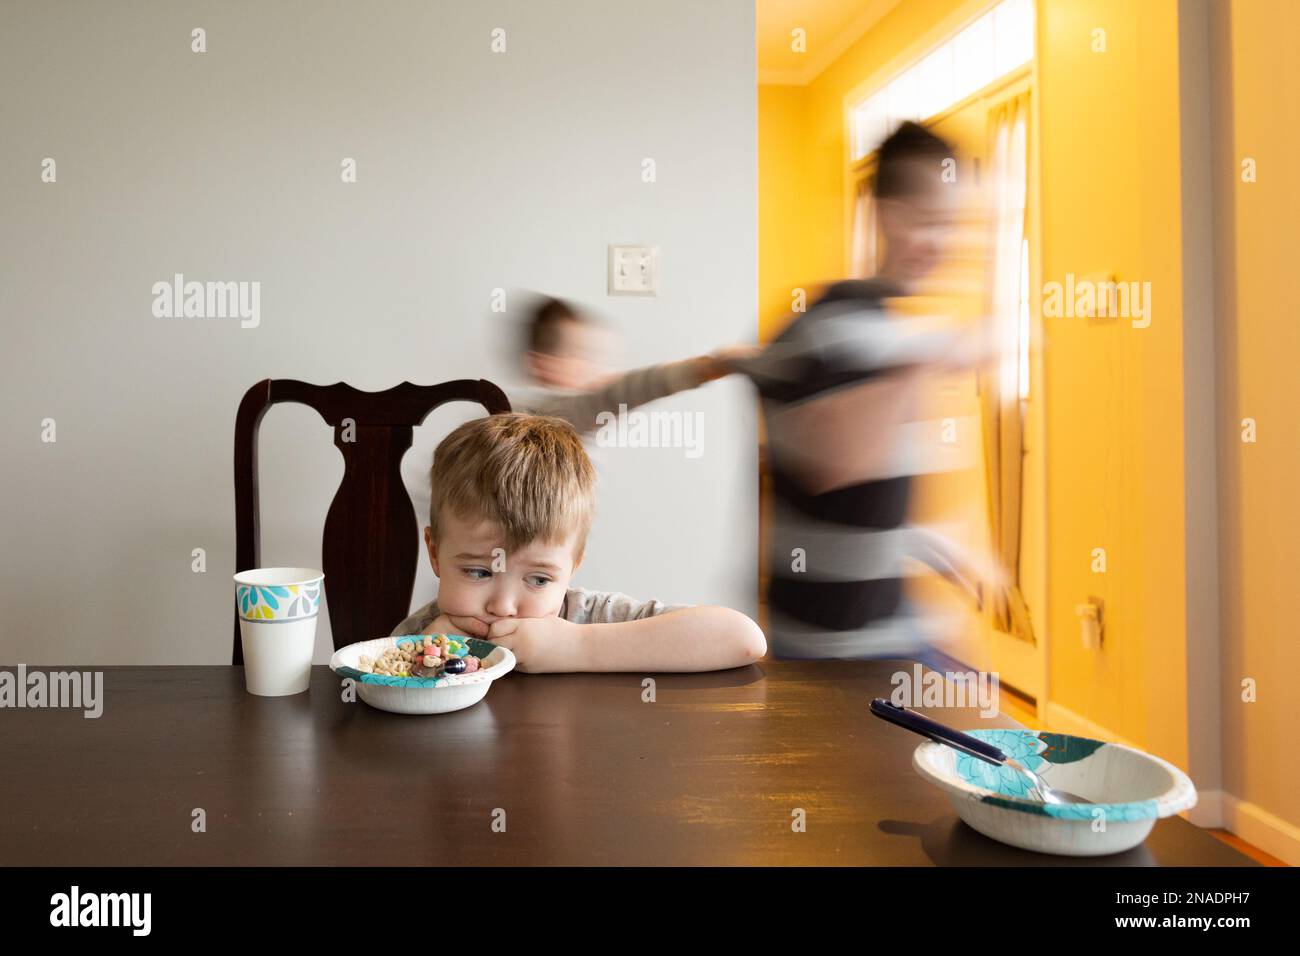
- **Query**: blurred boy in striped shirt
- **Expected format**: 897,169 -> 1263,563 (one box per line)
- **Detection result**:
739,121 -> 997,661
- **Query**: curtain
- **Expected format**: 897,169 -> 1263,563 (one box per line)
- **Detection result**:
980,92 -> 1034,643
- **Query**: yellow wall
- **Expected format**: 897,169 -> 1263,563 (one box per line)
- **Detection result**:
1037,0 -> 1190,765
1213,0 -> 1300,842
757,84 -> 811,341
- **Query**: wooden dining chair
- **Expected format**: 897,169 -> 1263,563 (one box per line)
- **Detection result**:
232,378 -> 511,664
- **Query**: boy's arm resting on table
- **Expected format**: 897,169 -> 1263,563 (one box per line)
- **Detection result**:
577,606 -> 767,672
486,588 -> 766,673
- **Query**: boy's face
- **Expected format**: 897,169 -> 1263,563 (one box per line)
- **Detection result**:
423,511 -> 580,638
877,163 -> 956,287
526,320 -> 614,391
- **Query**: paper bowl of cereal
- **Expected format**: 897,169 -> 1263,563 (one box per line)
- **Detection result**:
329,634 -> 515,715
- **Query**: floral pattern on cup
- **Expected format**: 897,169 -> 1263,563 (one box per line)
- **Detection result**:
237,582 -> 321,621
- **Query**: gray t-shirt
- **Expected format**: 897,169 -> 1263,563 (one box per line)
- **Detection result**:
391,586 -> 688,636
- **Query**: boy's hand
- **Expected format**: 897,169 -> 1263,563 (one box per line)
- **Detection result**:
431,612 -> 490,640
486,616 -> 582,673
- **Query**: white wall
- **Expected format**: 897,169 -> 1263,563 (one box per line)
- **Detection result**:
0,0 -> 758,664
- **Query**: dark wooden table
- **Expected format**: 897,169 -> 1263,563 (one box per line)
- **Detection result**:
0,662 -> 1254,866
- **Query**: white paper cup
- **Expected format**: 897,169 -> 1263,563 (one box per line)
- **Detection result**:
234,567 -> 324,697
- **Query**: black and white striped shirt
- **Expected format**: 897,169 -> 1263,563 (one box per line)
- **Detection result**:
740,279 -> 964,659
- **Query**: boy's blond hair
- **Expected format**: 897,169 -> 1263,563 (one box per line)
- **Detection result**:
428,413 -> 596,558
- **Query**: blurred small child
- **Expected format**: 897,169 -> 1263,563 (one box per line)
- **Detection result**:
405,296 -> 753,529
511,294 -> 756,432
518,295 -> 616,393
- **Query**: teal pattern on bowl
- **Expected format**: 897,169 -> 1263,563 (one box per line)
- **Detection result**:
911,727 -> 1196,855
236,581 -> 321,622
953,729 -> 1162,822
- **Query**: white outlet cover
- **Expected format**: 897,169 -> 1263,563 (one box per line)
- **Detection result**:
608,245 -> 658,296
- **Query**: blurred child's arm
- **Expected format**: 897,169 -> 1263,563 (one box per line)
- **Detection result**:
517,345 -> 758,433
903,525 -> 1009,611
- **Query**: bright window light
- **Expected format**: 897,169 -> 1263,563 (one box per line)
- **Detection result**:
995,0 -> 1035,74
850,0 -> 1035,160
886,69 -> 921,127
915,45 -> 954,120
952,12 -> 995,103
854,93 -> 888,160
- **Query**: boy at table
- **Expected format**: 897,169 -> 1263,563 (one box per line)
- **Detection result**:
392,412 -> 767,672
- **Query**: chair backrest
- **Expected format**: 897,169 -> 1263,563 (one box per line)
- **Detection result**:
232,378 -> 511,664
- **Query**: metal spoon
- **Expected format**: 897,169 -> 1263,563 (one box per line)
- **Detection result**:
870,698 -> 1090,805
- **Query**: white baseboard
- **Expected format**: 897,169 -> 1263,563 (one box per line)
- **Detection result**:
1043,702 -> 1298,865
1186,789 -> 1224,828
1221,793 -> 1300,866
